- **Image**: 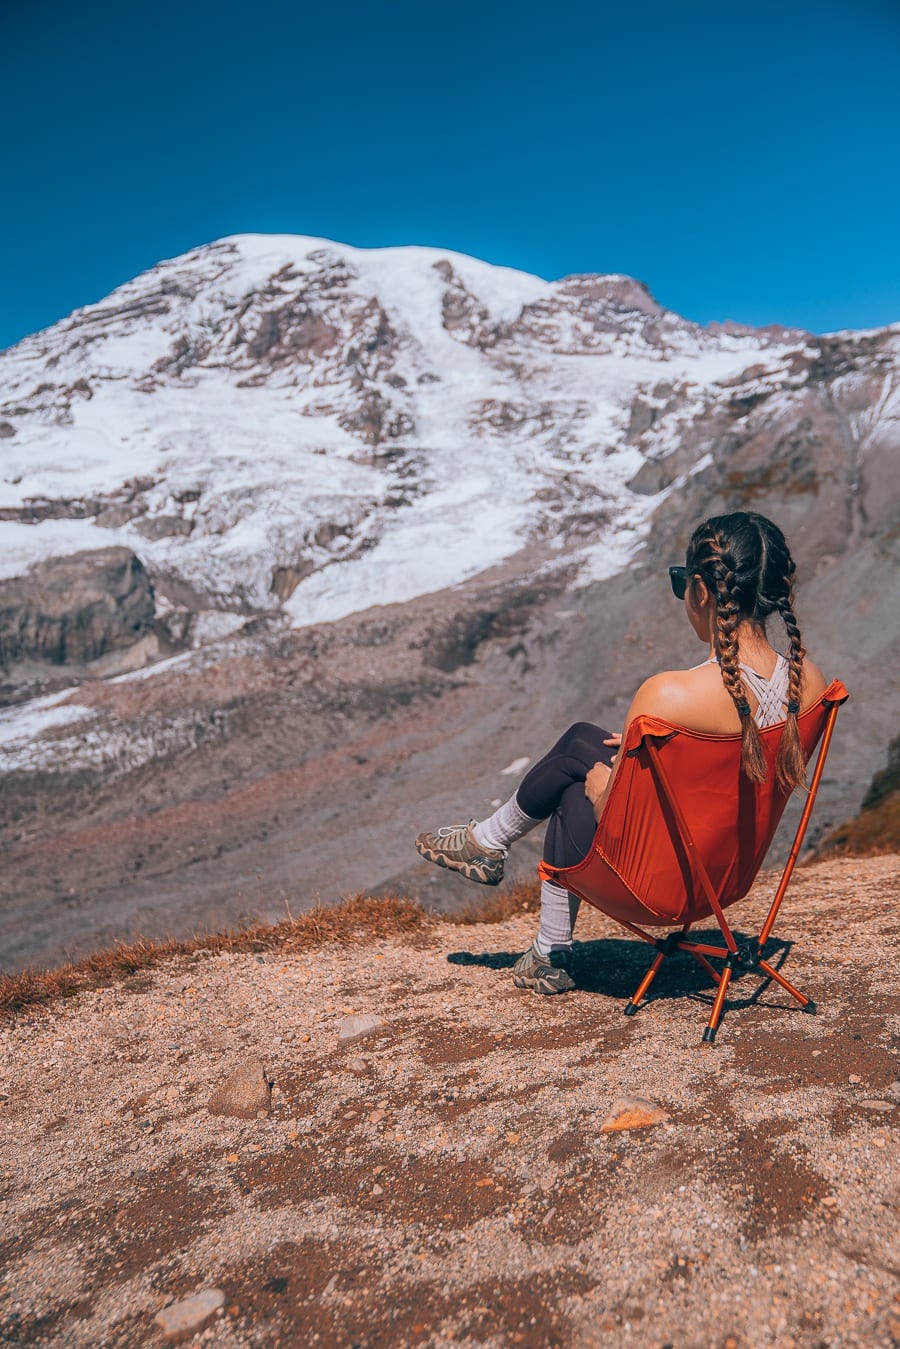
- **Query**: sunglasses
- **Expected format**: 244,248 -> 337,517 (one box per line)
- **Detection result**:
668,566 -> 689,600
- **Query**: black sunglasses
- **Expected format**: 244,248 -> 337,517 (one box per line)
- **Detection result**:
668,565 -> 689,600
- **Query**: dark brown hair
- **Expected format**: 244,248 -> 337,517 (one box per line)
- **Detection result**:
685,512 -> 806,791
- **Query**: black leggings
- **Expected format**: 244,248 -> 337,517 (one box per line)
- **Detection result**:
515,722 -> 618,872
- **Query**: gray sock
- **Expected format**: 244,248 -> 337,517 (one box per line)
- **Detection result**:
536,878 -> 580,953
472,793 -> 542,852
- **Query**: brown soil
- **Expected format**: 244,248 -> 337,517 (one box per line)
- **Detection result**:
2,853 -> 899,1347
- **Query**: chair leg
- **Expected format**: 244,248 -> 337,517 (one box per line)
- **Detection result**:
624,951 -> 666,1016
757,958 -> 816,1013
701,963 -> 734,1044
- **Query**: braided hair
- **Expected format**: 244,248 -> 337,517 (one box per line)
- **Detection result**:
685,512 -> 807,791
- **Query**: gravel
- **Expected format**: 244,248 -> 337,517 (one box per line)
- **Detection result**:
1,853 -> 898,1347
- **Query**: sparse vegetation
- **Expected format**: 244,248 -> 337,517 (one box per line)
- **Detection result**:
0,882 -> 540,1022
814,734 -> 900,857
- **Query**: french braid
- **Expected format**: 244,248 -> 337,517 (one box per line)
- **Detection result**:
706,531 -> 767,784
774,588 -> 807,792
685,512 -> 808,790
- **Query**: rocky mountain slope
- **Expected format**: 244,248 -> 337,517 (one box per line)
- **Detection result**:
0,236 -> 898,970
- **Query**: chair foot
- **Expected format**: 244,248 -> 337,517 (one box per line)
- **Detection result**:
623,1000 -> 639,1017
701,1026 -> 717,1045
802,998 -> 817,1015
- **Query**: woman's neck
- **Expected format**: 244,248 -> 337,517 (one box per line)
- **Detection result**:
709,622 -> 774,667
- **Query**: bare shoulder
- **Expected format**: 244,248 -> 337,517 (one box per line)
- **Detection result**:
800,655 -> 828,705
625,668 -> 716,726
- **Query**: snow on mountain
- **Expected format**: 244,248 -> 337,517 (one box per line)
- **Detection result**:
3,233 -> 863,633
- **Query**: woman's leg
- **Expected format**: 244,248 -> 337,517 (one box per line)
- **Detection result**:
517,722 -> 618,817
415,722 -> 616,889
473,722 -> 617,850
513,765 -> 610,995
535,781 -> 599,952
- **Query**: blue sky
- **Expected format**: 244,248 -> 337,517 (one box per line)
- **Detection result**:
2,0 -> 899,350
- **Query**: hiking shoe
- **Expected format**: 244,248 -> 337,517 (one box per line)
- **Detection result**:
512,941 -> 576,994
414,820 -> 506,886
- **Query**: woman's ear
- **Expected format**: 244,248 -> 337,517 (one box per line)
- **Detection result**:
686,576 -> 712,611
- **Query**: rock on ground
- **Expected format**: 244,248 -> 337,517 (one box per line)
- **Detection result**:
207,1058 -> 272,1118
153,1288 -> 225,1341
338,1013 -> 384,1044
600,1097 -> 669,1132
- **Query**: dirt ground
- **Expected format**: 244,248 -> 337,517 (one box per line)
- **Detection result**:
1,853 -> 898,1347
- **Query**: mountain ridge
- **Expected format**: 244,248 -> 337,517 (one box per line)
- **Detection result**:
7,232 -> 889,638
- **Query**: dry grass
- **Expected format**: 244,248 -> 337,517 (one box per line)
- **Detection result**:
813,790 -> 900,857
0,883 -> 539,1023
443,877 -> 541,925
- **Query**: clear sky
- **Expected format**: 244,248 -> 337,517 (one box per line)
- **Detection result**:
2,0 -> 899,350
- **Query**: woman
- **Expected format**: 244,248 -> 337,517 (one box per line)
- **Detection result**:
415,511 -> 827,994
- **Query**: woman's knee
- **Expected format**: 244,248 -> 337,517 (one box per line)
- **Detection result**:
559,722 -> 598,751
558,722 -> 611,761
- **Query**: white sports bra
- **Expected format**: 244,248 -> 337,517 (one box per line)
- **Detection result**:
707,654 -> 791,728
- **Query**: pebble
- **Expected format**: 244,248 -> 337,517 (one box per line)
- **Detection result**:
600,1097 -> 668,1133
207,1058 -> 272,1119
859,1099 -> 895,1111
153,1287 -> 225,1341
338,1014 -> 384,1044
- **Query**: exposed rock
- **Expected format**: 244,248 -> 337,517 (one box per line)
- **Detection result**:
132,514 -> 193,540
435,259 -> 499,348
207,1058 -> 272,1118
94,502 -> 144,528
153,1288 -> 225,1341
0,547 -> 154,669
0,496 -> 104,523
600,1097 -> 668,1133
338,1014 -> 384,1044
271,560 -> 315,601
556,273 -> 664,315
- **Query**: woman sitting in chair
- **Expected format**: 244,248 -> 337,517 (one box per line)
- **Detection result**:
415,510 -> 827,994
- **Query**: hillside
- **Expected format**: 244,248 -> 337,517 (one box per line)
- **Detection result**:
1,853 -> 898,1347
1,235 -> 898,970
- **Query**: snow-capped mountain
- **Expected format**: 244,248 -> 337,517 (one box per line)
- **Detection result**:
2,234 -> 900,969
7,233 -> 894,637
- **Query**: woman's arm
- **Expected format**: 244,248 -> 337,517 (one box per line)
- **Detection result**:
584,673 -> 690,822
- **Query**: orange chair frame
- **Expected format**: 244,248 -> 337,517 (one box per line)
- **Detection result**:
539,681 -> 849,1043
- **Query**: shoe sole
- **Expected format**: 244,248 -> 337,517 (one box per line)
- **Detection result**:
414,839 -> 504,886
512,971 -> 575,995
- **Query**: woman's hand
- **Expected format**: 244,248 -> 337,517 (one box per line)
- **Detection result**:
584,761 -> 613,807
603,733 -> 622,750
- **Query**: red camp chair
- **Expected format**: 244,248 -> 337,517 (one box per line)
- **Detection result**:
539,680 -> 849,1043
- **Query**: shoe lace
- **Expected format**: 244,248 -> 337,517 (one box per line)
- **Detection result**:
434,823 -> 472,851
